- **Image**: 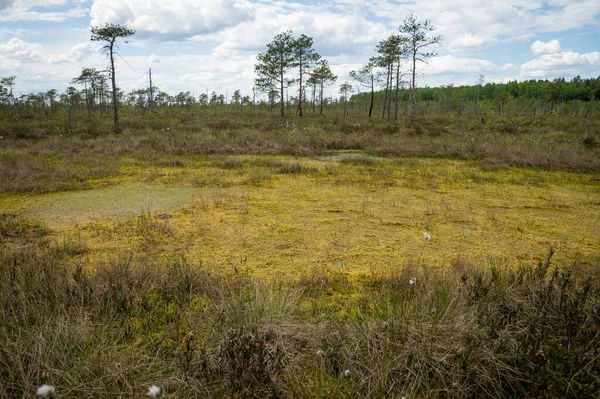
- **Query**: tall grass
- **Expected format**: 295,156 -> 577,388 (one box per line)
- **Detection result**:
1,111 -> 599,194
1,214 -> 598,398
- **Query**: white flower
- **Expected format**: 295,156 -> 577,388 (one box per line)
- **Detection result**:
316,349 -> 325,357
343,369 -> 351,378
409,277 -> 417,285
147,385 -> 164,398
423,232 -> 431,240
36,385 -> 55,398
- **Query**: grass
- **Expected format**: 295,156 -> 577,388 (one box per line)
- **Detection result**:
0,112 -> 599,195
0,111 -> 599,397
0,233 -> 598,398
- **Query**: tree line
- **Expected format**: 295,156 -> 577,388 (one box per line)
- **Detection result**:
254,14 -> 441,125
1,15 -> 599,124
348,75 -> 600,118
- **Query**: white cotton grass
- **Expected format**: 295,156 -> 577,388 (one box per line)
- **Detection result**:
36,385 -> 55,398
343,369 -> 352,378
423,232 -> 431,240
409,277 -> 417,285
147,385 -> 164,398
316,349 -> 326,357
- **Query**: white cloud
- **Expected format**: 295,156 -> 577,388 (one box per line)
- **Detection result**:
90,0 -> 254,40
448,32 -> 494,52
148,54 -> 160,63
16,0 -> 68,6
48,42 -> 99,64
202,5 -> 390,58
0,55 -> 18,74
0,0 -> 88,22
361,0 -> 599,53
0,37 -> 41,62
530,39 -> 561,56
0,0 -> 14,11
424,55 -> 498,75
501,34 -> 535,43
534,0 -> 600,32
521,50 -> 600,78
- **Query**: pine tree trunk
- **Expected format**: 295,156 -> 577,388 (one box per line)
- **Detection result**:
298,52 -> 303,117
382,63 -> 390,119
368,78 -> 374,118
280,70 -> 285,119
110,41 -> 119,126
394,57 -> 400,121
411,52 -> 416,127
387,62 -> 392,121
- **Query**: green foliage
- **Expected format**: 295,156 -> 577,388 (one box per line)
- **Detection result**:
255,31 -> 297,119
416,76 -> 598,103
90,23 -> 135,48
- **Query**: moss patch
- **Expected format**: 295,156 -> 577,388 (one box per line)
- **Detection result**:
1,154 -> 598,279
4,186 -> 201,227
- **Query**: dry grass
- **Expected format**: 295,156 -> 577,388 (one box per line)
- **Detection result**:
1,112 -> 599,196
1,226 -> 598,398
1,110 -> 599,397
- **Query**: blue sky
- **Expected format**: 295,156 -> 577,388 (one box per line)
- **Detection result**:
0,0 -> 599,99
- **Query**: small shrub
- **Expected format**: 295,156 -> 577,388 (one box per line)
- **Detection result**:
0,213 -> 47,240
581,135 -> 598,149
339,122 -> 363,134
53,233 -> 88,256
135,211 -> 174,237
207,120 -> 239,131
256,159 -> 287,169
339,155 -> 375,166
160,158 -> 185,167
494,118 -> 519,134
246,171 -> 272,186
218,327 -> 285,398
278,163 -> 315,174
379,123 -> 400,135
217,159 -> 244,170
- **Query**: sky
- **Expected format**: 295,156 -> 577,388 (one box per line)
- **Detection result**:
0,0 -> 599,100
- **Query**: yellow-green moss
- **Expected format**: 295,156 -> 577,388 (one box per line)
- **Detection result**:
2,153 -> 598,279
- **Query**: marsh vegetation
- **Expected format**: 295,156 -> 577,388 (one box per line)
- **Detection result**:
1,108 -> 599,398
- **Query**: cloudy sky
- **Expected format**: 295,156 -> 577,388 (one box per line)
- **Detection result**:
1,0 -> 599,99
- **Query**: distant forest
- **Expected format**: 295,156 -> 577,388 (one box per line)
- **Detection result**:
394,76 -> 600,103
1,75 -> 598,117
352,76 -> 600,106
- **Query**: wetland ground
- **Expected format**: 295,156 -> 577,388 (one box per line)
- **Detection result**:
1,113 -> 599,398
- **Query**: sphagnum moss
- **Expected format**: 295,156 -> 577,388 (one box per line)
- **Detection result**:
2,154 -> 598,279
